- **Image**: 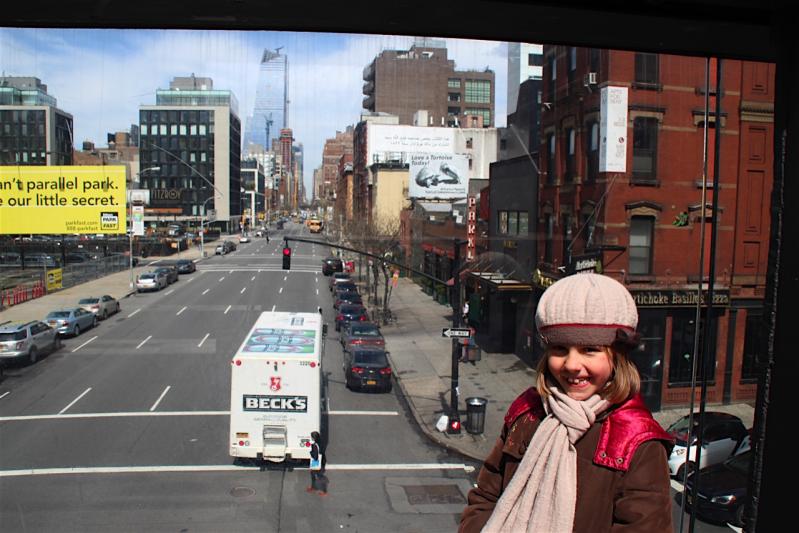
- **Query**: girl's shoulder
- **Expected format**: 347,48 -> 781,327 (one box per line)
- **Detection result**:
504,387 -> 546,428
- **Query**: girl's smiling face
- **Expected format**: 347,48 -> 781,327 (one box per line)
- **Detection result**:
547,345 -> 614,401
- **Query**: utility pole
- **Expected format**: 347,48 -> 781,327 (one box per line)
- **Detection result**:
448,240 -> 463,434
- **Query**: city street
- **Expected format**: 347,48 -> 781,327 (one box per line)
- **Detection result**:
0,223 -> 476,532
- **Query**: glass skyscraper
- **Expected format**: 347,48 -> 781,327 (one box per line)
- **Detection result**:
243,48 -> 288,154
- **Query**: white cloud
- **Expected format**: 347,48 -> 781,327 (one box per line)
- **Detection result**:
1,29 -> 509,198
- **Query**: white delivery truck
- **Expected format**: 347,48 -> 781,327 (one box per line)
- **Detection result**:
229,311 -> 323,463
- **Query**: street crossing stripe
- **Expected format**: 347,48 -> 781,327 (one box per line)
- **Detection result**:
0,463 -> 474,478
0,410 -> 400,422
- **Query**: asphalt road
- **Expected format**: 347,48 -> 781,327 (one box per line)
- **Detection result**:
0,222 -> 477,533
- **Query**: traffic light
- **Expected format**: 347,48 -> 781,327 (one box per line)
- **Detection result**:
447,412 -> 462,434
282,246 -> 292,270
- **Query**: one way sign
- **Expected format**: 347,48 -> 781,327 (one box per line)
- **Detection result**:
442,327 -> 471,339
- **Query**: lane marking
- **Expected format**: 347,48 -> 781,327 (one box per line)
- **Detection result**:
219,276 -> 225,282
59,387 -> 92,414
251,276 -> 256,281
316,289 -> 319,295
197,333 -> 210,348
224,305 -> 232,314
283,275 -> 287,281
165,289 -> 174,296
271,305 -> 276,312
136,335 -> 152,350
670,479 -> 684,491
279,287 -> 283,294
0,391 -> 10,400
0,411 -> 229,422
176,306 -> 187,316
240,287 -> 246,294
71,336 -> 98,353
202,289 -> 210,295
149,386 -> 171,412
127,309 -> 141,319
0,463 -> 473,478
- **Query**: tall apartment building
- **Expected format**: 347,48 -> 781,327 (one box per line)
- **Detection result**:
243,48 -> 288,155
507,43 -> 543,115
362,38 -> 494,128
139,75 -> 242,232
0,76 -> 73,166
320,127 -> 354,204
533,47 -> 775,410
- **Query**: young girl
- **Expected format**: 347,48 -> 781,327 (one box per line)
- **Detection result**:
460,273 -> 673,533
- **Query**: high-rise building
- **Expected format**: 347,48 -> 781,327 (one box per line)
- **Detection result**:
139,75 -> 242,232
0,76 -> 73,166
320,127 -> 354,204
507,43 -> 543,115
243,48 -> 288,155
362,38 -> 494,128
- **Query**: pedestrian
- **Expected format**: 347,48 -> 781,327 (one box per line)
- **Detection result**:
306,431 -> 328,496
459,273 -> 674,533
462,300 -> 470,325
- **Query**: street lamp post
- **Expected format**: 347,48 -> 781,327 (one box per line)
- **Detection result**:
130,166 -> 160,289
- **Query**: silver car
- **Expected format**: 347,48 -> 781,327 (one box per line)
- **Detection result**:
136,271 -> 168,292
78,295 -> 120,320
45,307 -> 98,337
0,320 -> 61,364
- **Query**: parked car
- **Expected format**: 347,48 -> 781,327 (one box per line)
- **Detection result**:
340,322 -> 385,352
334,291 -> 363,309
45,307 -> 98,337
684,450 -> 751,527
328,272 -> 352,291
78,295 -> 120,319
136,271 -> 168,292
666,412 -> 748,479
343,347 -> 393,392
153,265 -> 179,284
335,304 -> 369,331
0,320 -> 61,364
322,256 -> 343,276
23,252 -> 59,268
66,252 -> 93,264
333,281 -> 358,295
175,259 -> 196,274
239,235 -> 251,243
0,251 -> 21,266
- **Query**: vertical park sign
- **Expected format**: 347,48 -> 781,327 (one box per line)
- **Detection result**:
0,166 -> 127,234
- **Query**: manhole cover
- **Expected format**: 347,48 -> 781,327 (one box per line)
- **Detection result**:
402,484 -> 465,506
230,486 -> 256,498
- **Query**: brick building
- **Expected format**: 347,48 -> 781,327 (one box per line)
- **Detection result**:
536,47 -> 775,410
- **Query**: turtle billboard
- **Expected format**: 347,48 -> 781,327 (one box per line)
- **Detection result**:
408,153 -> 469,199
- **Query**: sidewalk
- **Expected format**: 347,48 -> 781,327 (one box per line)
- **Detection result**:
379,277 -> 756,463
0,241 -> 217,324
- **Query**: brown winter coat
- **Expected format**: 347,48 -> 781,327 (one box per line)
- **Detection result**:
460,392 -> 673,533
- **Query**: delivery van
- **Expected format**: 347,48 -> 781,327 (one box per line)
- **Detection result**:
229,311 -> 324,463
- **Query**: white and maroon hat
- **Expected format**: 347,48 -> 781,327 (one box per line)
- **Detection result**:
534,273 -> 638,346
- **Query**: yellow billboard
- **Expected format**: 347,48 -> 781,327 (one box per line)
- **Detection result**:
46,268 -> 63,292
0,166 -> 128,234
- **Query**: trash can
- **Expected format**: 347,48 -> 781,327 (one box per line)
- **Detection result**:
465,397 -> 488,435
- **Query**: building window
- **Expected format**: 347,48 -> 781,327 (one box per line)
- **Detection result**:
547,133 -> 556,185
519,212 -> 529,235
548,56 -> 557,100
635,53 -> 659,86
544,213 -> 554,263
589,49 -> 601,73
528,53 -> 543,67
464,108 -> 490,126
633,117 -> 658,181
508,211 -> 518,234
669,310 -> 718,385
586,122 -> 599,182
568,47 -> 577,84
498,211 -> 508,234
562,214 -> 573,263
565,128 -> 576,183
741,309 -> 763,381
629,216 -> 654,275
465,80 -> 491,104
448,78 -> 461,89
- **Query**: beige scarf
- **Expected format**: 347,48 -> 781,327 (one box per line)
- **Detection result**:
482,388 -> 610,533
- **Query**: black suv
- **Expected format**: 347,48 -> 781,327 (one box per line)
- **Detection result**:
322,256 -> 343,276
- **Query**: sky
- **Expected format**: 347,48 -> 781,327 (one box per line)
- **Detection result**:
0,28 -> 509,199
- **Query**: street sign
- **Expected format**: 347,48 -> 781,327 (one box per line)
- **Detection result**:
442,328 -> 471,339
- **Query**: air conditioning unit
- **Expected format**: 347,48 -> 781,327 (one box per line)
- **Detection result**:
584,72 -> 598,86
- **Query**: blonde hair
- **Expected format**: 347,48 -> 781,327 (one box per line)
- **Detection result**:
536,344 -> 641,405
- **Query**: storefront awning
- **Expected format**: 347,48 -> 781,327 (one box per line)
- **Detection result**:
467,271 -> 532,291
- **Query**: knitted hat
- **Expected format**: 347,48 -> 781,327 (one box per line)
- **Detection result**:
535,273 -> 638,346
